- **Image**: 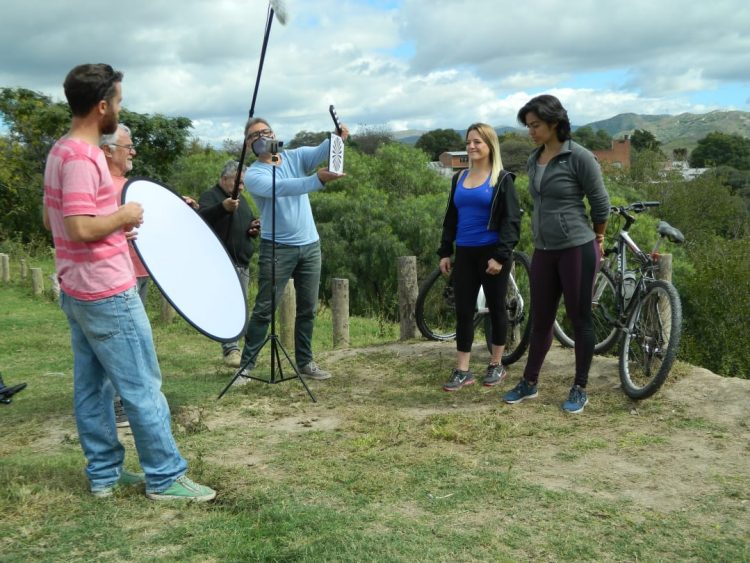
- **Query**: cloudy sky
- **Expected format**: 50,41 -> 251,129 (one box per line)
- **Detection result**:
1,0 -> 748,145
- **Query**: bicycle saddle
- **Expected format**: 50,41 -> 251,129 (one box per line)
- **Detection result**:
657,221 -> 685,244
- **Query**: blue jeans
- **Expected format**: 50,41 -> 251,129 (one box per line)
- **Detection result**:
241,240 -> 321,368
222,266 -> 250,356
60,287 -> 187,493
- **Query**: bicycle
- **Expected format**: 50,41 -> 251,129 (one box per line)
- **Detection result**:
415,250 -> 532,365
553,201 -> 685,399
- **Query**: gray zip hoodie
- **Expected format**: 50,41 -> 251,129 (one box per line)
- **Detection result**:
527,139 -> 610,250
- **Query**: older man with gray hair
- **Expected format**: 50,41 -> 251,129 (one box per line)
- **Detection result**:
101,124 -> 150,302
100,124 -> 147,429
199,160 -> 260,367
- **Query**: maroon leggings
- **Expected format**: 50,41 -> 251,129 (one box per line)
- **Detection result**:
523,240 -> 601,387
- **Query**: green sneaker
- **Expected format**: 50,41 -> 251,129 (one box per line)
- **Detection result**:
91,469 -> 145,498
146,475 -> 216,502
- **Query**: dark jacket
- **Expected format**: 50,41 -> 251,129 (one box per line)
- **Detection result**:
526,139 -> 610,250
198,184 -> 257,268
438,169 -> 521,265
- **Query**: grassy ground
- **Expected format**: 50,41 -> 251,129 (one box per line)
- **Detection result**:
1,280 -> 749,562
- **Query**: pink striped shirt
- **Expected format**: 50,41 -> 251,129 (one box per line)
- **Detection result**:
43,138 -> 135,300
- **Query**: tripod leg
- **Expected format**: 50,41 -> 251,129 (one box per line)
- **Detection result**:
216,335 -> 271,399
271,337 -> 316,402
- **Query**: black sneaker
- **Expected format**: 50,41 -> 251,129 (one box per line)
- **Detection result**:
114,397 -> 130,428
442,368 -> 475,392
482,363 -> 507,387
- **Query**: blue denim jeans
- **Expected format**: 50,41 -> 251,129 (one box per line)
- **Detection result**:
241,240 -> 321,368
222,266 -> 250,356
60,287 -> 187,493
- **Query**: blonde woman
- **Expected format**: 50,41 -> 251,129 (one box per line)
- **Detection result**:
437,123 -> 521,391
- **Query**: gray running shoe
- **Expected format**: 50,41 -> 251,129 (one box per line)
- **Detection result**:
443,368 -> 475,392
482,363 -> 507,387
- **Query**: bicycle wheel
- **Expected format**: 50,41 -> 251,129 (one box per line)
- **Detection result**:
554,304 -> 575,348
415,267 -> 458,341
483,251 -> 533,365
619,279 -> 682,400
551,268 -> 619,354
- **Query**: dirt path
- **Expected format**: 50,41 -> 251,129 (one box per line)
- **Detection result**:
315,340 -> 750,515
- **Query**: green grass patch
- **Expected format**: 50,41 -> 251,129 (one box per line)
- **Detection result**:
1,281 -> 749,562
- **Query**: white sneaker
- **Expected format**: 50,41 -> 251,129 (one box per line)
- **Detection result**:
232,367 -> 252,387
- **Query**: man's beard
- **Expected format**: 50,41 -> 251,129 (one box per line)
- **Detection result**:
101,107 -> 118,135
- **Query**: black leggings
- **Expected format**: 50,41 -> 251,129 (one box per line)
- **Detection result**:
523,240 -> 600,387
453,245 -> 511,353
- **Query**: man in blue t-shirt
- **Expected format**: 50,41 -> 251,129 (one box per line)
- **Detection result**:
238,118 -> 348,383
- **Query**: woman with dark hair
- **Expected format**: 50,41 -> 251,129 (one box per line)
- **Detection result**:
437,123 -> 521,391
503,95 -> 610,413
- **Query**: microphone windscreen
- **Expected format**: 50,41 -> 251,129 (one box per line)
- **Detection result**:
270,0 -> 289,25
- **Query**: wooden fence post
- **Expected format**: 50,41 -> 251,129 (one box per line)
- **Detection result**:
656,253 -> 673,282
20,258 -> 28,281
31,267 -> 44,296
49,274 -> 60,299
397,256 -> 418,340
331,278 -> 350,348
160,294 -> 175,323
0,254 -> 9,282
279,279 -> 296,350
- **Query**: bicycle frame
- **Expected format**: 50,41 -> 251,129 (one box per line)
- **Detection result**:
602,202 -> 674,329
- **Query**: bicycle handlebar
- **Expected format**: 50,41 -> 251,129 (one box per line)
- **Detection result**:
610,201 -> 660,215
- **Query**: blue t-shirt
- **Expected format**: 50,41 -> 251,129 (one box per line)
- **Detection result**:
455,172 -> 499,247
246,140 -> 330,246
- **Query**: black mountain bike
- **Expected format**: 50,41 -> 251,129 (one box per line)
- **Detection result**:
415,250 -> 532,366
553,202 -> 685,399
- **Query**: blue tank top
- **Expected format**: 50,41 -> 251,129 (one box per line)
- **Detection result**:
454,172 -> 499,247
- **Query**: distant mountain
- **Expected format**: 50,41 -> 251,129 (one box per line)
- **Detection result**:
583,110 -> 750,151
395,110 -> 750,153
395,126 -> 523,146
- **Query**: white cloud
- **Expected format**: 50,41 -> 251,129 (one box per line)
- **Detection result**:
1,0 -> 748,146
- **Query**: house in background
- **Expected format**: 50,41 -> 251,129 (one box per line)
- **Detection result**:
593,135 -> 631,169
438,151 -> 469,171
664,159 -> 709,181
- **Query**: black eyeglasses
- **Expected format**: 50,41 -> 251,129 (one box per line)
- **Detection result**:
111,144 -> 136,152
248,128 -> 273,141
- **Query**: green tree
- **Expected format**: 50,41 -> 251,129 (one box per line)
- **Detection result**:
414,128 -> 464,161
572,126 -> 611,150
644,173 -> 749,243
679,237 -> 750,378
630,129 -> 661,152
313,145 -> 448,317
689,131 -> 750,169
286,130 -> 329,149
348,125 -> 394,155
168,142 -> 234,199
629,149 -> 666,183
0,88 -> 69,242
119,109 -> 192,182
0,87 -> 194,243
499,137 -> 535,174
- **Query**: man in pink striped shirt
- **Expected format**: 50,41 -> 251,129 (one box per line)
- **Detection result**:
43,63 -> 215,502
